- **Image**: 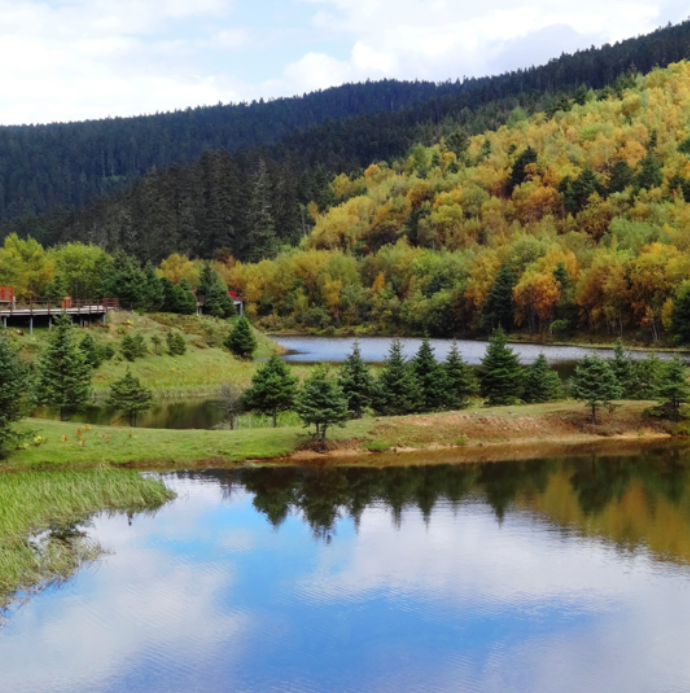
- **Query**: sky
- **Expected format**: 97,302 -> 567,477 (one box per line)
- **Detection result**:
0,0 -> 689,125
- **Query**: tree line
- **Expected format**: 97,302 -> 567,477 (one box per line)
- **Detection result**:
4,17 -> 690,243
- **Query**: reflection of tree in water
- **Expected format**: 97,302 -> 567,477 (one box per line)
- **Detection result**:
179,451 -> 690,542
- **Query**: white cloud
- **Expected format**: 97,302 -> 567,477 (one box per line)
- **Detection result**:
0,0 -> 687,123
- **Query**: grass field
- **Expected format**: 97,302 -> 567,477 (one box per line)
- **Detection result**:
0,470 -> 174,611
4,400 -> 671,471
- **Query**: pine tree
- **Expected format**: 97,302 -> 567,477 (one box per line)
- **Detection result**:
174,279 -> 197,315
0,330 -> 30,455
375,338 -> 424,416
482,264 -> 517,332
523,354 -> 562,403
413,337 -> 448,411
166,332 -> 187,356
480,328 -> 524,406
160,277 -> 179,313
338,340 -> 374,418
79,333 -> 103,369
572,355 -> 622,424
672,290 -> 690,344
655,355 -> 690,421
34,313 -> 93,420
506,146 -> 538,195
296,367 -> 349,443
246,159 -> 277,262
143,262 -> 165,312
106,370 -> 154,427
443,341 -> 477,410
243,354 -> 298,427
225,316 -> 258,359
610,339 -> 636,398
121,334 -> 139,362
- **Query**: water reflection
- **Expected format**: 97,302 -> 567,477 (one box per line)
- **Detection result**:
4,450 -> 690,692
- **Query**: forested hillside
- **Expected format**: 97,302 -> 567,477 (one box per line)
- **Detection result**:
224,61 -> 690,343
3,18 -> 690,223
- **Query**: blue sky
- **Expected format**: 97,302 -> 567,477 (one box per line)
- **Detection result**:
1,0 -> 689,125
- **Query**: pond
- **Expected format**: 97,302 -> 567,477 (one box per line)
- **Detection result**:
4,448 -> 690,692
272,335 -> 677,366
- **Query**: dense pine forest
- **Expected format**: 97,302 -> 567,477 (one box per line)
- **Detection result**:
3,17 -> 690,227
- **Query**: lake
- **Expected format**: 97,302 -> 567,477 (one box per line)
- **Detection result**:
3,449 -> 690,693
273,335 -> 677,365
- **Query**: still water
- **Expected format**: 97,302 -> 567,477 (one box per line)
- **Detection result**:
273,335 -> 676,365
3,450 -> 690,692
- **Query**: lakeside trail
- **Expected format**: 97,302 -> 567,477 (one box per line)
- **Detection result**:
5,401 -> 682,472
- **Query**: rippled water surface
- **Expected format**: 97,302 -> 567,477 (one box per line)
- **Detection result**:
4,452 -> 690,693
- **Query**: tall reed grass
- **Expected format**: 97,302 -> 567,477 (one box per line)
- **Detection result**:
0,470 -> 174,613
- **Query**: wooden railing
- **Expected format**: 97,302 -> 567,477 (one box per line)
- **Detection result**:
0,298 -> 120,314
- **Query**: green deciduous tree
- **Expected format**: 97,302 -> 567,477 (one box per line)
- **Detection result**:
0,330 -> 30,455
338,341 -> 375,418
413,337 -> 448,411
296,367 -> 349,443
244,354 -> 298,427
106,370 -> 154,427
225,316 -> 258,359
35,313 -> 93,420
443,341 -> 477,410
374,338 -> 424,416
572,354 -> 622,423
655,355 -> 690,421
480,328 -> 524,406
523,354 -> 562,403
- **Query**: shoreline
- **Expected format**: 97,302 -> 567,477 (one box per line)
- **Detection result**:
4,401 -> 683,472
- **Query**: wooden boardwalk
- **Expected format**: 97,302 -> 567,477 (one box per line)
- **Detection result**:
0,299 -> 120,333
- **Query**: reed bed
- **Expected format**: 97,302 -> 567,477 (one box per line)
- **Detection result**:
0,470 -> 174,612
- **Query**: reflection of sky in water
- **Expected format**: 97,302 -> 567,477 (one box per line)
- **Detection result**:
2,474 -> 690,693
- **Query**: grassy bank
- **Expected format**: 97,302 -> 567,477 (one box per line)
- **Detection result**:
5,401 -> 673,471
0,470 -> 174,611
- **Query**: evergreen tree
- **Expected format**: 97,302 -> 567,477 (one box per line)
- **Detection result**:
120,334 -> 139,362
246,159 -> 278,262
552,262 -> 578,332
143,262 -> 165,312
166,332 -> 187,356
482,263 -> 517,332
133,334 -> 147,358
103,251 -> 148,311
79,333 -> 103,369
296,367 -> 349,443
204,282 -> 237,319
506,146 -> 538,195
634,354 -> 664,400
0,330 -> 30,455
655,355 -> 690,421
480,328 -> 524,406
607,159 -> 635,193
34,313 -> 93,420
523,354 -> 562,403
610,339 -> 636,397
561,167 -> 602,214
174,279 -> 198,315
412,337 -> 448,411
572,355 -> 622,423
106,370 -> 154,427
374,338 -> 424,416
671,289 -> 690,344
443,341 -> 477,410
160,277 -> 179,313
637,152 -> 663,190
243,354 -> 298,427
225,316 -> 258,359
338,340 -> 375,418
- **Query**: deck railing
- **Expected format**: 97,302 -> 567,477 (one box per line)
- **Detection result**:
0,298 -> 120,314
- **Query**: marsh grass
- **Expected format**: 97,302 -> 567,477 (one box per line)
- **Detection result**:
0,470 -> 174,613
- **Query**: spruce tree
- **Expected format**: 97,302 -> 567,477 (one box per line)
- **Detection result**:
610,339 -> 636,398
655,355 -> 690,421
79,333 -> 103,369
143,262 -> 165,312
374,338 -> 424,416
121,334 -> 139,362
443,341 -> 477,410
243,354 -> 298,427
247,159 -> 278,262
0,330 -> 30,455
225,316 -> 258,359
671,290 -> 690,344
338,340 -> 375,418
166,332 -> 187,356
482,264 -> 517,332
35,313 -> 93,420
174,279 -> 198,315
523,354 -> 562,403
106,370 -> 154,427
296,367 -> 349,443
413,337 -> 448,411
480,328 -> 524,406
160,277 -> 179,313
572,355 -> 622,424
